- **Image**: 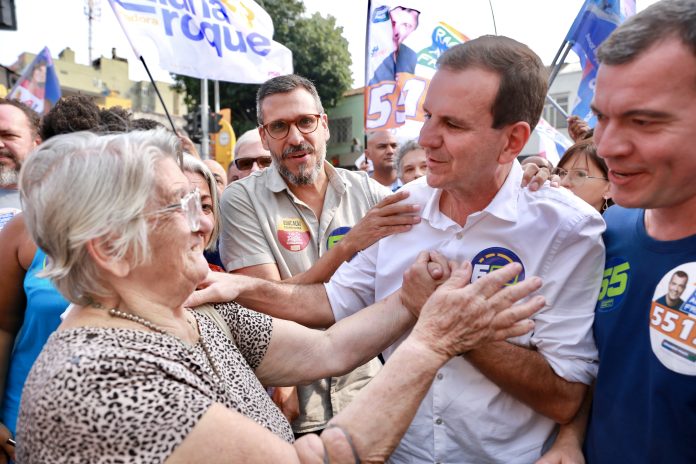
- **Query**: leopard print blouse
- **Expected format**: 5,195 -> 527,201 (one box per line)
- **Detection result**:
16,302 -> 293,463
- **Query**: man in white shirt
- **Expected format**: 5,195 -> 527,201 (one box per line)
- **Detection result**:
192,36 -> 605,463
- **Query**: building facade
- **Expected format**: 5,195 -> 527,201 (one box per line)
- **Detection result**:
4,48 -> 187,127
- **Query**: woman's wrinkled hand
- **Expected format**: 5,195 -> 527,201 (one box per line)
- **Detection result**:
411,262 -> 545,359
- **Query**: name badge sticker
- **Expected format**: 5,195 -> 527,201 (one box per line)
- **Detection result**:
649,263 -> 696,375
277,217 -> 310,252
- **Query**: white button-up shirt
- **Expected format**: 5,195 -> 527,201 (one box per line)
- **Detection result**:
326,162 -> 606,463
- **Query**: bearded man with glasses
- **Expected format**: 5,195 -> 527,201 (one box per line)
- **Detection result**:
218,74 -> 421,437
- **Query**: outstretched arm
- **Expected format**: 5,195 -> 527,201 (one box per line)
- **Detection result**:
186,271 -> 335,328
172,263 -> 544,464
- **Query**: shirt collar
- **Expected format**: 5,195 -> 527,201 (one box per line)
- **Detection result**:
421,159 -> 522,228
267,161 -> 345,194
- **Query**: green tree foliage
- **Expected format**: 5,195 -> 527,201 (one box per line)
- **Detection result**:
173,0 -> 353,135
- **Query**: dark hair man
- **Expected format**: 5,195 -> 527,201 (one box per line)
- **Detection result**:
540,1 -> 696,463
219,74 -> 419,437
197,36 -> 605,463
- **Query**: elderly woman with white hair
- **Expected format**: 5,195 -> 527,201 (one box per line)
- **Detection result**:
15,129 -> 543,463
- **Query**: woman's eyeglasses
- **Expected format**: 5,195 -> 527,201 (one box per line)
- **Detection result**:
260,114 -> 322,140
552,167 -> 608,186
146,188 -> 202,232
234,156 -> 273,171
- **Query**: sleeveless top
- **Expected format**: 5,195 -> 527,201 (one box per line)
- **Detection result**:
0,249 -> 68,434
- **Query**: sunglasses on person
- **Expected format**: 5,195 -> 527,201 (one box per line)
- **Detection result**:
146,188 -> 202,232
234,156 -> 273,171
260,114 -> 323,140
552,167 -> 608,186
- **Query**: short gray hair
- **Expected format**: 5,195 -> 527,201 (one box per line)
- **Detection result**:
598,0 -> 696,65
181,154 -> 220,251
395,139 -> 423,179
234,129 -> 263,157
19,128 -> 180,305
256,74 -> 324,125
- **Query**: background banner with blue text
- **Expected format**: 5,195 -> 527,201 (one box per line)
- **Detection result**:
108,0 -> 293,84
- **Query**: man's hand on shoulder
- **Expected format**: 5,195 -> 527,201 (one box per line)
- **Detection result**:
340,190 -> 421,255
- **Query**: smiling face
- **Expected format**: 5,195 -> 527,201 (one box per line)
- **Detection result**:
258,89 -> 329,186
418,67 -> 509,198
0,103 -> 39,187
667,273 -> 688,303
592,38 -> 696,211
183,170 -> 215,247
140,158 -> 212,295
558,150 -> 610,212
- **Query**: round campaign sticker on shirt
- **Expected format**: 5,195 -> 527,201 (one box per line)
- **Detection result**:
471,247 -> 525,286
277,217 -> 310,252
648,263 -> 696,375
596,257 -> 631,313
0,208 -> 21,231
326,226 -> 351,250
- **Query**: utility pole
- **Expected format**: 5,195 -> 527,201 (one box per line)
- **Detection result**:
84,0 -> 102,63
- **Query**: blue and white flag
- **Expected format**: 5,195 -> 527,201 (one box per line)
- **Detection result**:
108,0 -> 293,84
534,118 -> 573,166
8,47 -> 61,114
566,0 -> 635,125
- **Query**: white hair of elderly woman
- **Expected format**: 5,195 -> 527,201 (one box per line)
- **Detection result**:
19,128 -> 181,306
181,153 -> 220,251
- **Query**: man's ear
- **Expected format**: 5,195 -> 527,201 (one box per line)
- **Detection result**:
498,121 -> 531,164
86,237 -> 131,278
322,113 -> 330,142
257,127 -> 270,150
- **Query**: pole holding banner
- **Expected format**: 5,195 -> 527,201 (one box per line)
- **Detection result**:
201,79 -> 209,159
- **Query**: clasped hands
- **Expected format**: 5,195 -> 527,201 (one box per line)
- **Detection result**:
400,251 -> 545,358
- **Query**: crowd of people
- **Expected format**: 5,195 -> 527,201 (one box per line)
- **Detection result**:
0,0 -> 694,462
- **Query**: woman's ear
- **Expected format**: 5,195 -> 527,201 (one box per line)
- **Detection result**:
86,237 -> 131,278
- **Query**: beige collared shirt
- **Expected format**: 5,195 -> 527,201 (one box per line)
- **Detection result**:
220,161 -> 389,433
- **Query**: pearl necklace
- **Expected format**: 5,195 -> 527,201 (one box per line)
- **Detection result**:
92,303 -> 223,380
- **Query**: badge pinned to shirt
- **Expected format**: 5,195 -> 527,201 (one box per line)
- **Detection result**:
471,247 -> 525,286
327,226 -> 352,250
277,217 -> 310,252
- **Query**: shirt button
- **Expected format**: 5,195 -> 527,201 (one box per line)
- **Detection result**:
435,417 -> 443,425
456,232 -> 464,239
436,373 -> 443,380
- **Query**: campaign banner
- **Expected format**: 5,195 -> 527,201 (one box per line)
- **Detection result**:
108,0 -> 293,84
8,47 -> 61,114
534,117 -> 573,166
565,0 -> 635,125
365,1 -> 481,139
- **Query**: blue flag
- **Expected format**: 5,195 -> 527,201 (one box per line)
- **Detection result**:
8,47 -> 61,114
566,0 -> 635,126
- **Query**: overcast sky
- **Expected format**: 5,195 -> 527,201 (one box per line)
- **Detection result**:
0,0 -> 658,87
